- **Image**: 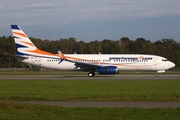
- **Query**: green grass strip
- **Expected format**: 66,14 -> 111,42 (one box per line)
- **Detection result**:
0,102 -> 179,120
0,80 -> 179,101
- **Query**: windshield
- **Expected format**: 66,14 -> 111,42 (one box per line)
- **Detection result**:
162,59 -> 167,62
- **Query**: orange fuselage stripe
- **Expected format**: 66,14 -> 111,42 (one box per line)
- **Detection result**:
27,49 -> 59,57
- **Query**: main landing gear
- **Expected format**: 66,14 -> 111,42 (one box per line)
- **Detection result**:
88,72 -> 95,77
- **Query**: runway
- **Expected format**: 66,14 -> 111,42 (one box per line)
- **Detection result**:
14,101 -> 180,108
1,74 -> 180,108
0,74 -> 180,80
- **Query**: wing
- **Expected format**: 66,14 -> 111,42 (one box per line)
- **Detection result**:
67,58 -> 102,70
57,49 -> 137,71
57,49 -> 102,71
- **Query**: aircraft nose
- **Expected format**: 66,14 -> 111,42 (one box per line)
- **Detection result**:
169,62 -> 175,68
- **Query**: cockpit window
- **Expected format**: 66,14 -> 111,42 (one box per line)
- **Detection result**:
162,59 -> 167,62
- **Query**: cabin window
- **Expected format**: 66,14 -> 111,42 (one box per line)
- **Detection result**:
162,59 -> 167,62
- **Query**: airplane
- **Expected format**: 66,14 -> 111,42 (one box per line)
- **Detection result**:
10,25 -> 175,77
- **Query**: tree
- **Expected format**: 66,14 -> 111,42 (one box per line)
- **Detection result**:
77,41 -> 88,54
0,35 -> 180,69
101,39 -> 121,54
87,40 -> 101,54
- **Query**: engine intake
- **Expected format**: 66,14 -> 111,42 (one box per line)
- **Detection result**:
98,66 -> 119,74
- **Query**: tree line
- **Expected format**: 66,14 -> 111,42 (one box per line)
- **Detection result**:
0,36 -> 180,69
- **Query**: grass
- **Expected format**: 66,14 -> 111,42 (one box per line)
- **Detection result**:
0,80 -> 179,101
0,102 -> 179,120
0,71 -> 179,119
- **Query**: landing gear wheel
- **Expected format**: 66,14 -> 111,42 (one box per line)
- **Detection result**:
88,72 -> 95,77
156,73 -> 159,77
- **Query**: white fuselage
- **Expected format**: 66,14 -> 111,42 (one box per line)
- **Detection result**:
17,54 -> 175,72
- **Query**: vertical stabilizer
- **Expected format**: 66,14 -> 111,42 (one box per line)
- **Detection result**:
11,25 -> 37,55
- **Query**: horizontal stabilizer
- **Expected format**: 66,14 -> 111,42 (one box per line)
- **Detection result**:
4,53 -> 28,59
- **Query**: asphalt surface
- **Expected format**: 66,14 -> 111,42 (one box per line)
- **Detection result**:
16,101 -> 180,108
0,74 -> 180,80
1,74 -> 180,108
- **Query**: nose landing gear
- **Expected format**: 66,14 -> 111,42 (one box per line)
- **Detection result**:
156,73 -> 159,77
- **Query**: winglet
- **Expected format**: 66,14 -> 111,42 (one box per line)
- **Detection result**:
57,49 -> 66,59
73,51 -> 77,54
57,49 -> 66,64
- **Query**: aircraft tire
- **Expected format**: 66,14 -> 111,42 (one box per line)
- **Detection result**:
156,73 -> 159,77
88,72 -> 95,77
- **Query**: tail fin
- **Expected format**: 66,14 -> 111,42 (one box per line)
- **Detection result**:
11,25 -> 37,55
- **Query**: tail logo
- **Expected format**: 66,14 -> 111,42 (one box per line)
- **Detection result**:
11,25 -> 36,55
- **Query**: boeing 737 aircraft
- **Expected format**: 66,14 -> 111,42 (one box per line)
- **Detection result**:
10,25 -> 175,77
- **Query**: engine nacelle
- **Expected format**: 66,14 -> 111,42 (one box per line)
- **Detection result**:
98,66 -> 119,74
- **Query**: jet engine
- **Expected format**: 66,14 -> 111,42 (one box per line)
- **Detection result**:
98,66 -> 119,74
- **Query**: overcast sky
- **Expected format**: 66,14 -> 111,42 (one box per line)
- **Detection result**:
0,0 -> 180,42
